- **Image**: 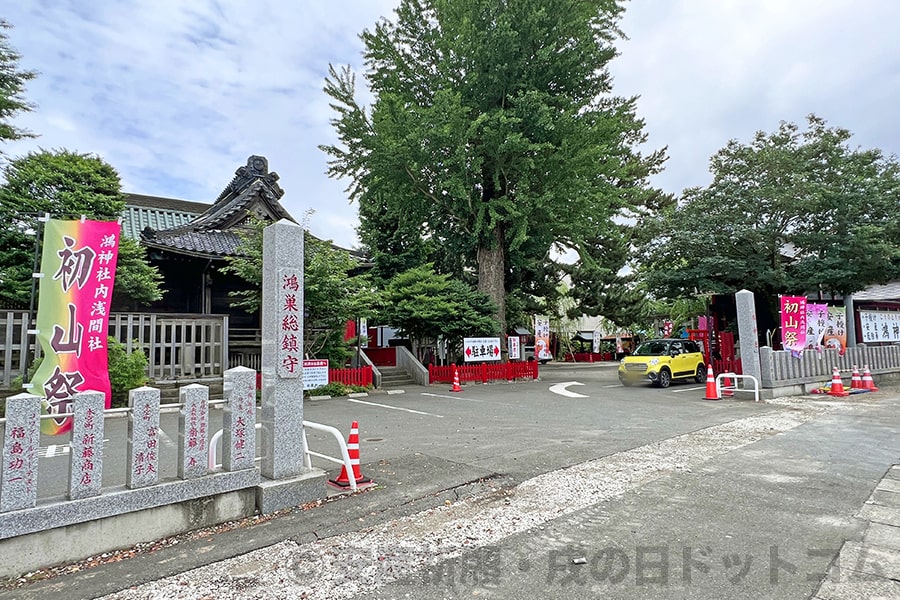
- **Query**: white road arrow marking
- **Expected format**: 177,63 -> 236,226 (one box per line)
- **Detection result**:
548,381 -> 589,398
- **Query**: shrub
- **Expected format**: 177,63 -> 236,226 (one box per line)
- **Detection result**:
2,339 -> 147,415
304,382 -> 371,398
107,337 -> 149,407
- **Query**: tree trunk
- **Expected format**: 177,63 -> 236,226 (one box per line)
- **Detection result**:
477,226 -> 507,336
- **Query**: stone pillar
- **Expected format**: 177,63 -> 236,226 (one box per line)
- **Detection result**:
127,386 -> 161,489
736,290 -> 762,384
758,346 -> 776,388
260,219 -> 305,480
255,219 -> 325,513
177,384 -> 209,479
0,393 -> 41,512
223,366 -> 257,472
68,391 -> 105,500
844,294 -> 856,348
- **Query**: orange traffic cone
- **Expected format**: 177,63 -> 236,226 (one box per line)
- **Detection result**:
328,420 -> 372,489
828,367 -> 850,397
721,373 -> 734,397
850,366 -> 863,389
703,365 -> 719,400
450,365 -> 463,392
862,366 -> 879,392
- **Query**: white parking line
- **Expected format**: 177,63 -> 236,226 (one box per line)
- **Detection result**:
40,438 -> 111,458
670,386 -> 704,393
421,392 -> 484,402
156,427 -> 176,448
346,398 -> 444,418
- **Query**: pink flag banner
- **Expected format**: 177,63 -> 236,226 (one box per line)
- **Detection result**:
805,303 -> 829,350
31,219 -> 120,435
780,295 -> 807,355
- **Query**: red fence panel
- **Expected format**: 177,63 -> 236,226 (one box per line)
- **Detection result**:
330,365 -> 373,387
427,362 -> 539,384
712,358 -> 742,375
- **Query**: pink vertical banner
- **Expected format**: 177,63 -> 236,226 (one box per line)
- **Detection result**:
780,295 -> 807,355
31,219 -> 120,435
805,303 -> 829,349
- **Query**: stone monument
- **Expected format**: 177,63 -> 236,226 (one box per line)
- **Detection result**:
735,289 -> 762,384
68,391 -> 106,500
256,219 -> 325,513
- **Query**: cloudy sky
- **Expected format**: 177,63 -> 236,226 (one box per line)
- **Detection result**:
4,1 -> 899,249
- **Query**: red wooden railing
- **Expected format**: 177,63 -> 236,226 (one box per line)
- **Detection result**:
428,361 -> 539,384
330,365 -> 373,387
712,357 -> 742,375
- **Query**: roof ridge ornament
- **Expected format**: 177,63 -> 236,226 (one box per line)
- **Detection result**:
216,155 -> 284,202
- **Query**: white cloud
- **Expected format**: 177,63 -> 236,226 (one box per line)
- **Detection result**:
3,0 -> 899,250
611,0 -> 900,193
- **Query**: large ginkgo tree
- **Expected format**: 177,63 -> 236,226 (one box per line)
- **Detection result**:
321,0 -> 667,334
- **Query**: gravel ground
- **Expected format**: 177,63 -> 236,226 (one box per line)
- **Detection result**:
94,396 -> 855,600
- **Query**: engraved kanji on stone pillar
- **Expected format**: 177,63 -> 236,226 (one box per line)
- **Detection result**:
223,366 -> 257,472
127,386 -> 161,489
178,384 -> 209,479
0,393 -> 41,512
68,390 -> 105,499
261,219 -> 305,480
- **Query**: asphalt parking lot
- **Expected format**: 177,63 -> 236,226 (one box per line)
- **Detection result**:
10,363 -> 900,599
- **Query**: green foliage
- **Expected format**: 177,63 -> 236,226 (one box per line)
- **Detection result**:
304,382 -> 370,398
322,0 -> 668,331
639,116 -> 900,307
223,218 -> 379,363
377,264 -> 499,357
107,337 -> 149,407
5,338 -> 147,411
221,218 -> 265,314
0,19 -> 37,147
9,355 -> 42,392
0,150 -> 164,308
112,236 -> 164,309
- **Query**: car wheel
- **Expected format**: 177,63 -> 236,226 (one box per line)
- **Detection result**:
694,365 -> 705,384
657,368 -> 671,388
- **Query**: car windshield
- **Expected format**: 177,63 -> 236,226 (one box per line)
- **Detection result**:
633,341 -> 669,356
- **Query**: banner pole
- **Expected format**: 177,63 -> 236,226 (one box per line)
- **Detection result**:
25,213 -> 50,378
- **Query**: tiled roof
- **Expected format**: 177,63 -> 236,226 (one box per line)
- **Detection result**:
127,155 -> 371,264
125,193 -> 212,213
854,281 -> 900,301
121,194 -> 210,241
142,229 -> 243,258
138,156 -> 292,259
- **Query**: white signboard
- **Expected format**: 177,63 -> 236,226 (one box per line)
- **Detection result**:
859,310 -> 900,343
508,336 -> 521,360
464,337 -> 501,362
302,359 -> 329,390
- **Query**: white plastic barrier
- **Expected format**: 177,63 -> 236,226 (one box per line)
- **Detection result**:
716,373 -> 761,402
208,420 -> 358,491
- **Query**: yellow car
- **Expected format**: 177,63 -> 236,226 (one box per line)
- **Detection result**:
617,338 -> 706,388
